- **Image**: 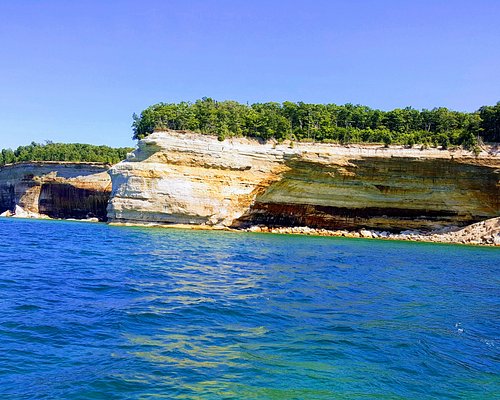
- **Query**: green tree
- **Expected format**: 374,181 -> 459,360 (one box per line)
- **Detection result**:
479,102 -> 500,142
0,143 -> 133,166
130,98 -> 500,148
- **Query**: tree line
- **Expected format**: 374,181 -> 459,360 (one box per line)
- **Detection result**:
0,142 -> 133,166
132,98 -> 500,148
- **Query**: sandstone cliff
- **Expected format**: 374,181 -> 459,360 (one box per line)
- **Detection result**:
107,131 -> 500,231
0,162 -> 111,220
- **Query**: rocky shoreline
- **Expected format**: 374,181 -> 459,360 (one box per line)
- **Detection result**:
3,208 -> 499,246
0,205 -> 99,222
244,217 -> 500,246
107,217 -> 500,247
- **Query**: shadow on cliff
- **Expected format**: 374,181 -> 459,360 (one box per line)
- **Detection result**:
39,183 -> 110,221
234,156 -> 499,232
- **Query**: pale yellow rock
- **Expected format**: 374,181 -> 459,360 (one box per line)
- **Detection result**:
107,130 -> 500,231
360,229 -> 373,238
108,131 -> 289,226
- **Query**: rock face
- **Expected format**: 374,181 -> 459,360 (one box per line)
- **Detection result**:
0,162 -> 112,220
107,131 -> 500,231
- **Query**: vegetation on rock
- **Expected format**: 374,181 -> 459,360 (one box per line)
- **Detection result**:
0,142 -> 133,166
132,98 -> 500,147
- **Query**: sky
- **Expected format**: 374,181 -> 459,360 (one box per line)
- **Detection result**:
0,0 -> 499,149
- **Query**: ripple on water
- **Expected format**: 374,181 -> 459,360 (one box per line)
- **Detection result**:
0,218 -> 498,399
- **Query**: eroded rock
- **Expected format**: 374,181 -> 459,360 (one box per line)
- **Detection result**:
0,162 -> 111,220
108,131 -> 500,233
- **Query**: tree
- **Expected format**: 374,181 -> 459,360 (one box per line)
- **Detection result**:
0,143 -> 133,166
129,98 -> 500,147
479,102 -> 500,142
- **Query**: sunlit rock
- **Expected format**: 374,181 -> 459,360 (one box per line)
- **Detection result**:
107,130 -> 500,231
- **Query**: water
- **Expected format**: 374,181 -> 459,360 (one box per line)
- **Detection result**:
0,218 -> 498,399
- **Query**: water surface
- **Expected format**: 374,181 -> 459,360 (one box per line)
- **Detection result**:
0,218 -> 498,399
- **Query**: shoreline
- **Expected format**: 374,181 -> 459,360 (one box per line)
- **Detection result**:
108,130 -> 499,239
108,219 -> 500,247
2,212 -> 498,247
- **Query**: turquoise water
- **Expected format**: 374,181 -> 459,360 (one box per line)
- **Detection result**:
0,218 -> 498,399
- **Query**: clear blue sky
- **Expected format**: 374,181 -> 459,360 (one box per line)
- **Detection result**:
1,0 -> 499,149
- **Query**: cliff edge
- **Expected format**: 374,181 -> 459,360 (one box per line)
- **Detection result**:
0,162 -> 111,220
107,131 -> 500,232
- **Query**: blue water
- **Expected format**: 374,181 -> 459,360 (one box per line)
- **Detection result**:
0,218 -> 498,399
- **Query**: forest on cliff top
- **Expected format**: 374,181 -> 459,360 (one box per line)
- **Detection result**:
133,98 -> 500,149
0,142 -> 133,166
2,100 -> 499,166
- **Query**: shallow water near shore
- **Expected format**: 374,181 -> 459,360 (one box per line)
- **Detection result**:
0,218 -> 498,399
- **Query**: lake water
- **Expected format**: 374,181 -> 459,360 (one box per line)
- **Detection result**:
0,218 -> 498,399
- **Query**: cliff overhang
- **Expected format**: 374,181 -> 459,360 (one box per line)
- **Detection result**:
107,131 -> 500,232
0,162 -> 112,221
